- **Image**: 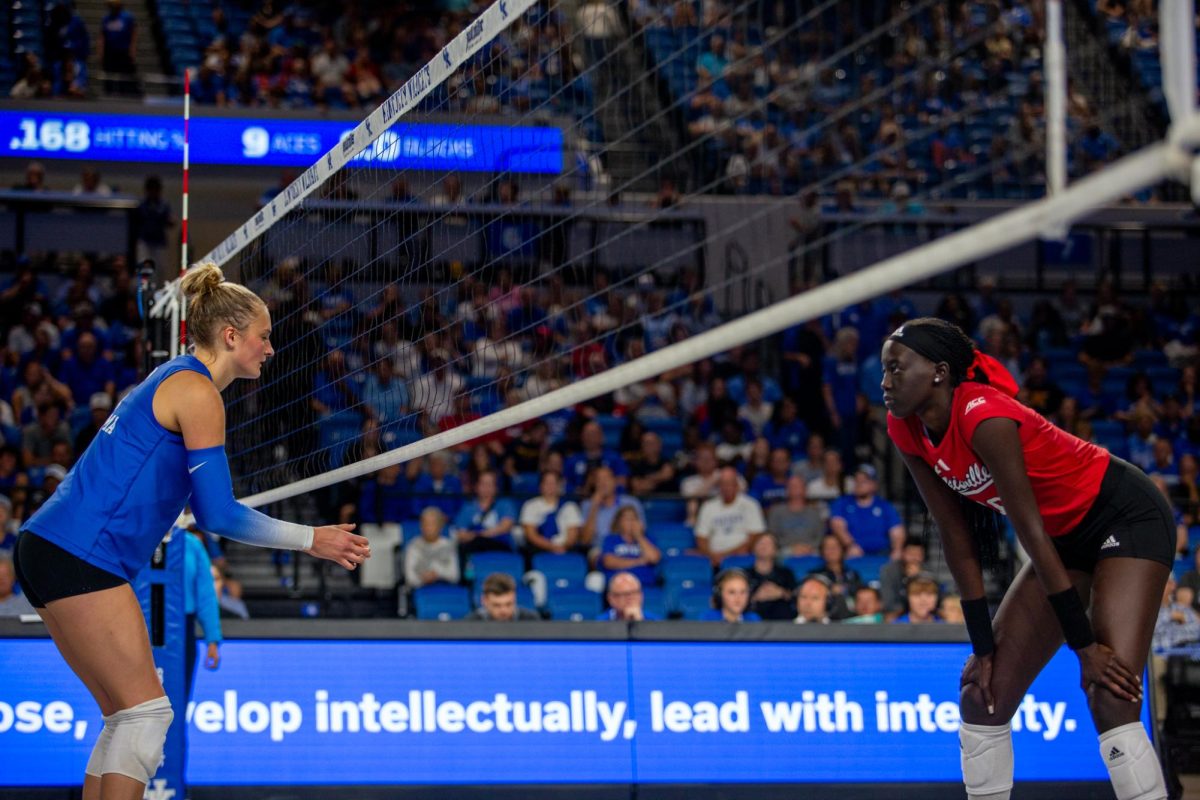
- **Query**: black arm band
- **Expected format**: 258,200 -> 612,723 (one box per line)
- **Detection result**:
1047,587 -> 1095,650
961,597 -> 995,657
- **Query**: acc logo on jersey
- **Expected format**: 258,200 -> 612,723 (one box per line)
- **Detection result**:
964,397 -> 987,415
99,414 -> 119,435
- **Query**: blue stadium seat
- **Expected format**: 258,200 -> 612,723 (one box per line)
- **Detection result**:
644,498 -> 687,523
413,585 -> 470,620
467,551 -> 524,584
546,588 -> 602,621
400,519 -> 424,543
642,418 -> 683,437
1090,419 -> 1127,441
784,555 -> 824,577
532,553 -> 588,591
847,555 -> 890,584
510,472 -> 540,495
1133,349 -> 1169,369
1147,366 -> 1181,398
661,554 -> 713,589
720,554 -> 755,572
641,586 -> 668,619
649,523 -> 694,557
674,588 -> 715,620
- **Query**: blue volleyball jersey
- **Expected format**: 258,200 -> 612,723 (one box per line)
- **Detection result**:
25,355 -> 211,580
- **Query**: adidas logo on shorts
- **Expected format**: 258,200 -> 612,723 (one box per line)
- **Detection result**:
1101,535 -> 1120,550
1108,746 -> 1124,761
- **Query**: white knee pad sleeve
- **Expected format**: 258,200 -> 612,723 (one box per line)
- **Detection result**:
1100,721 -> 1167,800
101,696 -> 174,783
84,714 -> 116,778
960,721 -> 1014,799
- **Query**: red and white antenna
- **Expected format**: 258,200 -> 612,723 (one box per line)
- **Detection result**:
178,65 -> 192,353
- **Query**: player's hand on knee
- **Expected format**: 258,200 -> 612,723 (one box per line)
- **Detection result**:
961,653 -> 997,716
308,523 -> 371,570
1078,643 -> 1142,703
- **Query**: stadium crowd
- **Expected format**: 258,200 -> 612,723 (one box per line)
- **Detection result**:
10,0 -> 1196,204
0,193 -> 1197,624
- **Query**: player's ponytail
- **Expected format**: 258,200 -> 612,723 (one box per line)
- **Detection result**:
181,262 -> 265,349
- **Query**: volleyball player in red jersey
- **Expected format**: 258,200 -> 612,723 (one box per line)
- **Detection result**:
882,318 -> 1172,800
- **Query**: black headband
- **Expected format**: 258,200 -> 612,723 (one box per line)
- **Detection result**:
887,324 -> 958,367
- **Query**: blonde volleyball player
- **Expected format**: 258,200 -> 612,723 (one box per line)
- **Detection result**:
14,263 -> 370,799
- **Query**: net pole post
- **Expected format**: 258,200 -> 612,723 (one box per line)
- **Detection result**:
1160,0 -> 1198,126
1045,0 -> 1067,197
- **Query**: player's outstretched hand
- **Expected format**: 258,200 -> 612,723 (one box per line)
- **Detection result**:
1078,643 -> 1142,703
307,524 -> 371,570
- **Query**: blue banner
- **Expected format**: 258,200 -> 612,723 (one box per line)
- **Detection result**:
0,638 -> 1148,786
0,111 -> 563,173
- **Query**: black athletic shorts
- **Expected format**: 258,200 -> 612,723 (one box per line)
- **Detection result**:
12,530 -> 127,608
1052,456 -> 1177,573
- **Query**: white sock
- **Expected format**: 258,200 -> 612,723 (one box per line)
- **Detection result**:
1100,721 -> 1167,800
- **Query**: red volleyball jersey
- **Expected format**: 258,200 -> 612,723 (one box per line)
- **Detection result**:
887,382 -> 1110,536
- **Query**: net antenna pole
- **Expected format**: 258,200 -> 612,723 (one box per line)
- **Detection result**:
176,66 -> 193,359
1043,0 -> 1069,239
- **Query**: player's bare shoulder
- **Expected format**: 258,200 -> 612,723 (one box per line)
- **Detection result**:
153,368 -> 224,439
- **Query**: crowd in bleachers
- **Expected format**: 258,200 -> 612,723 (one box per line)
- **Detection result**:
2,170 -> 1200,623
226,228 -> 1200,620
1090,0 -> 1200,113
634,0 -> 1136,199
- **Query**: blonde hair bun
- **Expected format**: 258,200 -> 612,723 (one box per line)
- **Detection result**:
181,262 -> 225,301
179,262 -> 265,349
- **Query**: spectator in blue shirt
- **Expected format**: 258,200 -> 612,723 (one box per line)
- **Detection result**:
599,505 -> 661,587
892,575 -> 943,624
58,331 -> 114,406
1077,123 -> 1119,171
764,396 -> 809,455
100,0 -> 137,95
701,568 -> 762,622
828,464 -> 904,557
409,451 -> 464,520
823,326 -> 862,464
1154,577 -> 1200,653
750,447 -> 793,510
182,526 -> 221,704
598,571 -> 660,621
580,466 -> 645,551
362,357 -> 409,427
311,349 -> 361,416
564,420 -> 629,492
452,469 -> 517,554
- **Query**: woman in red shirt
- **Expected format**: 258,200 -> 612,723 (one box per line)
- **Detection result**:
883,317 -> 1172,800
